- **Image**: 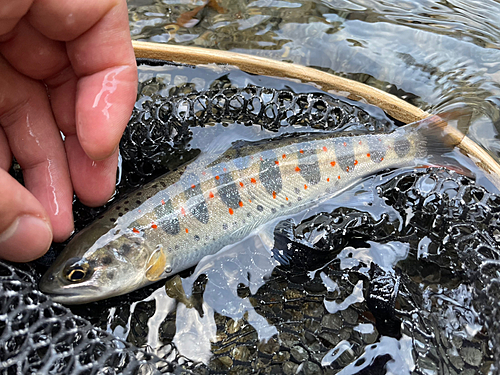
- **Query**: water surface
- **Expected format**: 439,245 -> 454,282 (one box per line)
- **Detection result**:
60,2 -> 500,373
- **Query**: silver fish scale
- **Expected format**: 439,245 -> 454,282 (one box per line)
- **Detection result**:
95,129 -> 421,279
5,61 -> 495,374
3,168 -> 497,374
120,85 -> 393,187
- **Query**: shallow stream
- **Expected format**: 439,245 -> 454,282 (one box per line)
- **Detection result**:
34,1 -> 500,374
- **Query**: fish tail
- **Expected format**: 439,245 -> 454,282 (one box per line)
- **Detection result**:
408,106 -> 472,157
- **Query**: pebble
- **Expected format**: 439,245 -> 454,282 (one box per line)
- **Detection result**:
341,308 -> 358,325
298,360 -> 323,375
290,345 -> 309,362
283,361 -> 299,375
321,314 -> 342,330
460,346 -> 482,367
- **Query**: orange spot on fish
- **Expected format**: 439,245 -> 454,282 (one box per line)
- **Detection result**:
249,199 -> 252,203
330,161 -> 336,167
229,208 -> 234,215
202,171 -> 206,176
132,228 -> 140,234
191,184 -> 196,189
251,178 -> 257,184
367,153 -> 371,158
286,197 -> 289,201
209,191 -> 214,199
185,228 -> 189,234
223,167 -> 227,172
346,166 -> 350,172
304,184 -> 308,190
322,146 -> 327,152
239,181 -> 244,187
161,199 -> 165,205
295,166 -> 301,172
299,149 -> 304,154
327,178 -> 330,182
151,224 -> 158,229
354,160 -> 358,165
338,175 -> 341,180
275,160 -> 279,165
359,140 -> 362,145
282,154 -> 286,159
239,201 -> 244,207
260,156 -> 263,161
381,157 -> 384,161
343,142 -> 347,146
273,191 -> 277,199
215,175 -> 220,180
180,207 -> 186,216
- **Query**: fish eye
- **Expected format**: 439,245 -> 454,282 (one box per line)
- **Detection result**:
67,267 -> 86,282
63,258 -> 93,283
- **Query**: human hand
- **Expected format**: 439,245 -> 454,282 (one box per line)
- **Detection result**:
0,0 -> 137,261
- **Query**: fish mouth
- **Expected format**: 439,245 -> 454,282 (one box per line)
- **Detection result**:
39,276 -> 103,305
42,286 -> 105,305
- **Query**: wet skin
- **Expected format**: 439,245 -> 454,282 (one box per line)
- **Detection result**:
0,0 -> 137,261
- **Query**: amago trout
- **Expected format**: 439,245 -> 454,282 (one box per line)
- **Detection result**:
40,113 -> 464,304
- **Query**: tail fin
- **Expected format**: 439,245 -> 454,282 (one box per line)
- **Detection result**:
406,106 -> 473,157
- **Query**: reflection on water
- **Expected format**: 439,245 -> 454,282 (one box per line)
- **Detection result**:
127,0 -> 500,161
37,1 -> 500,371
59,62 -> 499,374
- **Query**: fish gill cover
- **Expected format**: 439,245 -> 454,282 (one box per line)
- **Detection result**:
1,60 -> 499,374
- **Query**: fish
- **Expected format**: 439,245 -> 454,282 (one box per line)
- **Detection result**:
173,0 -> 225,28
39,111 -> 467,304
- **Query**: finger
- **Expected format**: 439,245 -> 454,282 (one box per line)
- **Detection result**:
0,0 -> 33,35
0,169 -> 52,262
0,56 -> 74,242
26,0 -> 115,42
27,0 -> 137,161
0,126 -> 11,171
0,17 -> 68,80
41,65 -> 119,208
65,134 -> 118,207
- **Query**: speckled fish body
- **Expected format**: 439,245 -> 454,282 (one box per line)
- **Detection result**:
40,117 -> 451,304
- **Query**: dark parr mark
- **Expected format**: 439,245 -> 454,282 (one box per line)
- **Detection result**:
182,173 -> 209,224
394,137 -> 411,158
154,199 -> 180,235
259,150 -> 282,195
213,164 -> 241,209
367,136 -> 387,163
297,147 -> 321,185
333,138 -> 356,172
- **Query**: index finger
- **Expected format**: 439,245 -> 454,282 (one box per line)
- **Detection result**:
26,0 -> 137,161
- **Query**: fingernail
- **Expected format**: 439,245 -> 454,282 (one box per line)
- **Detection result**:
0,215 -> 53,262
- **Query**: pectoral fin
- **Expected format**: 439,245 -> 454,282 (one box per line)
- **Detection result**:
146,245 -> 170,281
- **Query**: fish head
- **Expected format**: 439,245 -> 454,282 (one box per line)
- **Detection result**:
40,228 -> 152,304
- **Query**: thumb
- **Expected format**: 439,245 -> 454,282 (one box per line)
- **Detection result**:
0,169 -> 53,262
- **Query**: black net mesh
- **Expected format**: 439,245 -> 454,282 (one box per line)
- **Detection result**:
0,261 -> 164,375
3,60 -> 499,375
122,84 -> 392,188
142,168 -> 495,374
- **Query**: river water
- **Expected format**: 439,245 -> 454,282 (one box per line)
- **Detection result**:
127,0 -> 500,161
61,2 -> 500,374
